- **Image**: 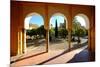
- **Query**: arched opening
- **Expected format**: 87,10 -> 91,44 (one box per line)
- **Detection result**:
24,12 -> 46,55
71,14 -> 89,49
49,13 -> 68,51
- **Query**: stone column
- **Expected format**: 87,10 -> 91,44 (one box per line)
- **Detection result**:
89,7 -> 95,61
68,6 -> 72,51
17,30 -> 23,55
45,4 -> 49,52
88,28 -> 91,52
68,30 -> 71,51
24,29 -> 27,53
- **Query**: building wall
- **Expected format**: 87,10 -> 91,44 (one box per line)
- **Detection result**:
11,3 -> 19,56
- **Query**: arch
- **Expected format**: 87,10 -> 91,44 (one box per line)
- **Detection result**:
24,12 -> 44,29
49,12 -> 69,51
71,13 -> 90,49
24,12 -> 46,53
73,14 -> 89,29
49,13 -> 68,29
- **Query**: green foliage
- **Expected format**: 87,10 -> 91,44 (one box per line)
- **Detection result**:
26,25 -> 46,39
49,28 -> 55,36
72,17 -> 87,43
72,17 -> 87,37
37,25 -> 46,38
49,28 -> 55,41
60,19 -> 66,29
26,29 -> 37,37
85,29 -> 88,36
58,28 -> 68,38
49,19 -> 67,39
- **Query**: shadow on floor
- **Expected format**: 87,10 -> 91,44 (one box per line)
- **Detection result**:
37,42 -> 88,65
10,51 -> 47,64
11,41 -> 88,64
37,49 -> 69,65
67,49 -> 89,63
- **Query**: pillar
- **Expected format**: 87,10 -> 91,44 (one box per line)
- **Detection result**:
68,6 -> 72,51
88,28 -> 91,52
21,28 -> 27,54
45,4 -> 49,52
89,7 -> 95,61
17,29 -> 23,55
24,29 -> 27,53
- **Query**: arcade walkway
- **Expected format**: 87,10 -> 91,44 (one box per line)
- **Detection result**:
11,45 -> 89,67
67,48 -> 89,63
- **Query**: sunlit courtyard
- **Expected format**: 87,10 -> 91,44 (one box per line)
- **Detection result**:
10,1 -> 95,67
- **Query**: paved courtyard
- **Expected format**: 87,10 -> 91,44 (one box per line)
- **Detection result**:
11,38 -> 88,67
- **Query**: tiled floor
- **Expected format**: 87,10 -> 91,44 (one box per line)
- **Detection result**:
10,45 -> 88,67
42,46 -> 88,65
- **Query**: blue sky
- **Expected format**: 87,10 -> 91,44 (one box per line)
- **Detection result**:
29,15 -> 44,26
50,16 -> 64,27
29,15 -> 65,27
28,15 -> 86,28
